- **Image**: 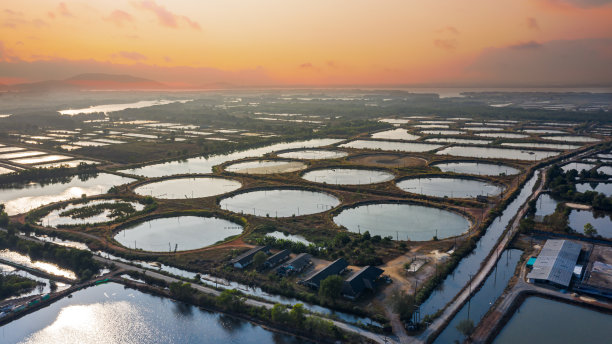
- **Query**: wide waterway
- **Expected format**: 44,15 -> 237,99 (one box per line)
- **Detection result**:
433,249 -> 521,344
0,282 -> 310,344
418,171 -> 539,317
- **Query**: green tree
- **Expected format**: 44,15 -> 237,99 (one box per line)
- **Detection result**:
216,289 -> 244,311
318,275 -> 343,301
391,288 -> 415,321
271,303 -> 289,323
253,251 -> 267,269
289,303 -> 306,325
584,223 -> 598,237
456,319 -> 475,340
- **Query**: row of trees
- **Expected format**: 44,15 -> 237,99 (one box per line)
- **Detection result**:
167,283 -> 344,341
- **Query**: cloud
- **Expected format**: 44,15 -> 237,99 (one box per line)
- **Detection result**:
434,39 -> 457,51
0,41 -> 16,62
509,41 -> 543,49
465,38 -> 612,86
326,61 -> 338,69
299,62 -> 315,69
134,1 -> 201,30
57,2 -> 73,18
526,17 -> 539,30
113,51 -> 147,61
105,10 -> 134,27
3,9 -> 24,16
2,10 -> 48,29
536,0 -> 612,8
437,26 -> 459,35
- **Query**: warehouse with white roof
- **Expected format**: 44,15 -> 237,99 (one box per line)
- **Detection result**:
527,239 -> 582,288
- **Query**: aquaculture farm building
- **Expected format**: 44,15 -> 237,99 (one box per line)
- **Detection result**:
527,239 -> 582,288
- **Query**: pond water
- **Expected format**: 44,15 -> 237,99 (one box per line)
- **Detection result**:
420,130 -> 466,135
576,182 -> 612,196
560,162 -> 596,172
434,249 -> 522,344
339,140 -> 442,153
134,177 -> 241,199
0,250 -> 77,280
38,199 -> 145,227
32,160 -> 100,169
0,166 -> 15,175
418,171 -> 539,317
500,142 -> 580,150
413,124 -> 449,129
220,189 -> 340,217
114,216 -> 243,252
333,203 -> 470,241
521,129 -> 566,134
10,155 -> 72,165
0,173 -> 136,216
437,146 -> 558,161
266,231 -> 312,245
119,139 -> 341,177
396,177 -> 503,198
225,160 -> 306,174
475,133 -> 529,139
432,162 -> 519,176
0,146 -> 24,153
461,127 -> 503,131
371,129 -> 420,141
598,166 -> 612,175
535,193 -> 558,217
543,135 -> 599,143
302,168 -> 394,185
0,282 -> 309,344
277,149 -> 348,160
0,151 -> 45,160
58,99 -> 192,116
426,138 -> 492,145
568,210 -> 612,239
493,297 -> 611,344
378,118 -> 410,124
0,263 -> 71,299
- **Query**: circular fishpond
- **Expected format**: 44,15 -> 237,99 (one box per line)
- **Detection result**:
397,177 -> 503,198
220,189 -> 340,217
225,160 -> 307,174
302,168 -> 394,185
277,149 -> 348,160
433,162 -> 520,176
115,216 -> 243,252
40,199 -> 145,227
334,203 -> 469,241
133,177 -> 241,199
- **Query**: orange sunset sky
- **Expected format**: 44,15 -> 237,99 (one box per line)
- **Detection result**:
1,0 -> 611,87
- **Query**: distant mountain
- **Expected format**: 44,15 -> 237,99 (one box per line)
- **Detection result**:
0,73 -> 166,92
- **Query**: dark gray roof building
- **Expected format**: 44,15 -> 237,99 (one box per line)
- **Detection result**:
229,246 -> 269,268
342,266 -> 384,299
277,253 -> 311,276
265,249 -> 290,268
303,258 -> 348,289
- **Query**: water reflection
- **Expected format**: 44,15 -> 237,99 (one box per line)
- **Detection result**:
0,173 -> 136,216
1,283 -> 310,344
